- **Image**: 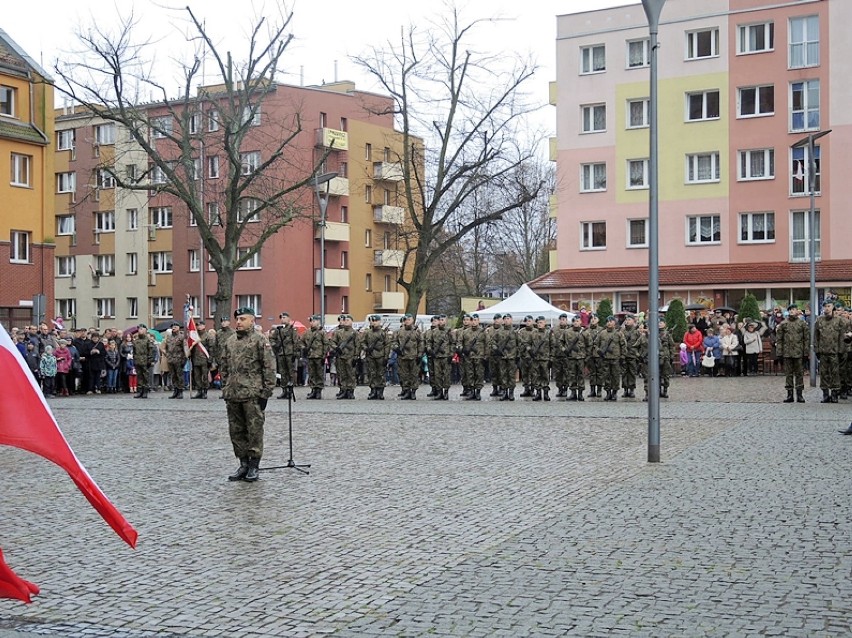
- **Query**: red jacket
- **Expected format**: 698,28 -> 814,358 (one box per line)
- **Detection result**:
684,329 -> 704,353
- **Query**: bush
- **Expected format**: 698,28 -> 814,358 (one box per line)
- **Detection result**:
738,293 -> 762,323
596,298 -> 613,321
665,298 -> 688,344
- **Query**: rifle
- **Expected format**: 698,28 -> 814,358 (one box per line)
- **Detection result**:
461,332 -> 481,357
563,331 -> 583,357
333,329 -> 358,359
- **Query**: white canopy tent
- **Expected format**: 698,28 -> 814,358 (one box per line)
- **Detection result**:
470,284 -> 575,323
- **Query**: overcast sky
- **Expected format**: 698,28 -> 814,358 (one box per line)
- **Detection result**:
4,0 -> 637,136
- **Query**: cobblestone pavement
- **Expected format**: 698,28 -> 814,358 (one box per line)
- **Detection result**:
0,376 -> 850,637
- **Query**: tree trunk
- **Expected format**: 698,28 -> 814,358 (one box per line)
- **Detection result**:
212,267 -> 235,329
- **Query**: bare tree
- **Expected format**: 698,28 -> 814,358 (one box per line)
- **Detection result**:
355,5 -> 545,316
53,7 -> 325,326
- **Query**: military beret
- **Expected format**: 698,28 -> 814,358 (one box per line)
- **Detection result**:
470,313 -> 479,319
369,314 -> 381,321
431,315 -> 440,321
197,319 -> 206,326
502,313 -> 512,319
559,313 -> 568,319
439,314 -> 447,319
536,315 -> 545,322
170,321 -> 181,328
524,315 -> 533,321
234,307 -> 256,318
573,315 -> 582,321
280,312 -> 289,318
493,313 -> 502,320
137,323 -> 147,329
606,315 -> 616,322
788,304 -> 798,311
310,315 -> 321,322
337,314 -> 346,320
404,313 -> 413,319
822,300 -> 834,306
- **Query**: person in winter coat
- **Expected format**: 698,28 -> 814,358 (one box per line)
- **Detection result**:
54,339 -> 73,397
720,326 -> 740,377
741,321 -> 763,376
39,345 -> 58,397
683,325 -> 704,377
104,341 -> 121,393
86,334 -> 106,394
702,328 -> 722,377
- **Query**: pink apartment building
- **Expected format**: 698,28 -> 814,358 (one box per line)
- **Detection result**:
531,0 -> 852,314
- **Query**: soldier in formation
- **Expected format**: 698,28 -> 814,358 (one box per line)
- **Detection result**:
486,314 -> 504,397
527,316 -> 555,401
395,314 -> 424,400
815,301 -> 844,403
302,315 -> 329,399
457,313 -> 487,400
619,315 -> 642,398
775,304 -> 810,403
360,314 -> 392,400
331,314 -> 359,399
269,312 -> 300,399
492,313 -> 518,401
552,313 -> 571,397
427,314 -> 452,400
190,320 -> 215,399
165,322 -> 188,399
132,324 -> 154,399
561,315 -> 589,401
594,316 -> 627,401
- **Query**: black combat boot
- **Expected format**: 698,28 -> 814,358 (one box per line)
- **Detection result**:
568,389 -> 577,401
460,386 -> 471,398
627,388 -> 635,398
314,388 -> 322,400
472,388 -> 480,401
410,389 -> 417,400
519,386 -> 532,398
821,389 -> 831,403
543,387 -> 550,402
134,388 -> 144,398
587,386 -> 596,398
377,387 -> 385,400
192,391 -> 204,399
831,390 -> 839,403
140,388 -> 149,399
202,389 -> 208,399
784,389 -> 794,403
532,389 -> 542,402
336,387 -> 345,398
169,388 -> 178,399
432,388 -> 443,400
399,389 -> 411,400
796,388 -> 805,403
556,386 -> 566,398
228,458 -> 249,482
176,390 -> 184,399
577,388 -> 584,402
661,386 -> 668,398
508,387 -> 515,401
499,389 -> 509,401
346,389 -> 355,399
839,422 -> 852,435
489,385 -> 500,397
611,389 -> 618,401
426,387 -> 436,397
244,458 -> 260,482
622,388 -> 630,398
367,388 -> 377,400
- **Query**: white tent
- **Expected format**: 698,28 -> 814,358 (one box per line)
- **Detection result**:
471,284 -> 575,323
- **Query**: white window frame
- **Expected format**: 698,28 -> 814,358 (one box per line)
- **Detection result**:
627,218 -> 649,248
10,153 -> 31,187
96,298 -> 116,319
686,214 -> 721,245
580,163 -> 607,193
208,202 -> 221,226
580,44 -> 606,74
791,145 -> 821,196
56,214 -> 76,236
790,209 -> 820,262
790,80 -> 820,132
0,85 -> 16,117
98,168 -> 116,189
237,198 -> 260,223
57,298 -> 76,320
626,39 -> 649,69
739,211 -> 775,244
738,22 -> 774,55
127,252 -> 138,275
57,129 -> 75,151
737,85 -> 774,118
686,90 -> 720,122
738,148 -> 775,181
126,208 -> 138,231
127,297 -> 139,319
789,16 -> 819,69
94,123 -> 116,145
237,247 -> 261,270
188,249 -> 200,272
188,113 -> 199,135
686,28 -> 720,60
96,254 -> 115,276
242,106 -> 261,126
56,256 -> 76,277
627,98 -> 649,129
581,104 -> 606,133
580,221 -> 607,251
57,172 -> 76,193
150,165 -> 167,184
240,151 -> 260,175
151,297 -> 174,319
207,109 -> 219,132
627,159 -> 649,190
151,206 -> 173,228
150,116 -> 173,138
95,211 -> 116,233
150,251 -> 173,274
207,155 -> 219,179
686,152 -> 721,184
236,294 -> 261,315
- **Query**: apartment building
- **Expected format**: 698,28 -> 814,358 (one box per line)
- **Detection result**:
53,81 -> 419,330
532,0 -> 852,313
0,30 -> 54,328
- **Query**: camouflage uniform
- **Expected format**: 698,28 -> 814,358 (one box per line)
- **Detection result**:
165,328 -> 187,395
132,329 -> 154,397
331,318 -> 359,398
458,319 -> 487,400
562,320 -> 589,400
269,319 -> 300,396
493,318 -> 519,400
517,317 -> 535,396
815,305 -> 845,402
620,319 -> 642,397
302,321 -> 329,398
639,325 -> 676,399
220,324 -> 275,469
775,309 -> 810,401
394,319 -> 424,399
190,326 -> 215,397
485,316 -> 504,396
552,316 -> 571,396
840,312 -> 852,399
456,316 -> 473,395
360,319 -> 392,399
429,318 -> 453,400
594,321 -> 626,401
423,318 -> 440,397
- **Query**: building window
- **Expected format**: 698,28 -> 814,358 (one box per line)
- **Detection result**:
57,129 -> 75,150
151,297 -> 173,318
188,249 -> 200,272
627,99 -> 649,128
56,256 -> 76,277
738,85 -> 774,117
208,109 -> 219,132
365,184 -> 373,203
341,295 -> 349,314
686,90 -> 720,121
791,210 -> 820,262
340,117 -> 348,131
208,155 -> 219,178
10,153 -> 31,187
739,212 -> 775,243
96,298 -> 116,319
208,202 -> 221,226
789,16 -> 819,69
57,298 -> 76,320
191,158 -> 200,181
96,254 -> 115,276
581,104 -> 606,133
627,219 -> 648,248
627,159 -> 649,189
95,211 -> 116,233
580,221 -> 607,250
738,149 -> 775,181
626,39 -> 649,68
686,152 -> 721,184
57,214 -> 76,236
237,198 -> 260,223
580,44 -> 606,74
242,106 -> 261,126
125,164 -> 138,183
150,116 -> 173,138
319,112 -> 327,128
237,247 -> 261,270
791,80 -> 820,132
738,22 -> 774,54
791,145 -> 820,195
151,206 -> 173,228
236,295 -> 261,315
384,274 -> 392,291
94,123 -> 116,145
127,252 -> 138,275
240,151 -> 260,175
127,208 -> 138,231
686,215 -> 721,245
98,168 -> 116,189
365,229 -> 372,247
127,297 -> 138,319
365,143 -> 372,161
207,296 -> 217,318
150,251 -> 173,273
365,273 -> 372,291
686,28 -> 720,60
150,165 -> 167,184
188,113 -> 199,135
0,85 -> 16,117
340,206 -> 348,223
580,163 -> 606,192
57,172 -> 76,193
341,251 -> 348,269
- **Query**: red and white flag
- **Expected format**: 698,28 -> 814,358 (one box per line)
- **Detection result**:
0,549 -> 39,603
187,315 -> 209,358
0,323 -> 138,602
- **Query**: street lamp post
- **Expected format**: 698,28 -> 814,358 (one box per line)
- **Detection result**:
314,172 -> 338,326
643,0 -> 666,464
791,129 -> 830,387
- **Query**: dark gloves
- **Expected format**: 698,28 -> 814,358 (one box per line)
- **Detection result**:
258,398 -> 268,411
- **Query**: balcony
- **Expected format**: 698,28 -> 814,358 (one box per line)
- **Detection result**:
373,291 -> 405,312
315,221 -> 350,242
373,204 -> 405,225
315,127 -> 349,151
314,268 -> 350,288
374,249 -> 404,269
327,176 -> 349,196
373,161 -> 403,182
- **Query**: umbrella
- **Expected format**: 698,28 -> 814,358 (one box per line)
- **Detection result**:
153,319 -> 182,332
684,303 -> 709,311
122,325 -> 163,342
292,320 -> 307,336
712,306 -> 737,314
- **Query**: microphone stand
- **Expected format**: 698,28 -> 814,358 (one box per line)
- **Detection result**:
259,383 -> 310,475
